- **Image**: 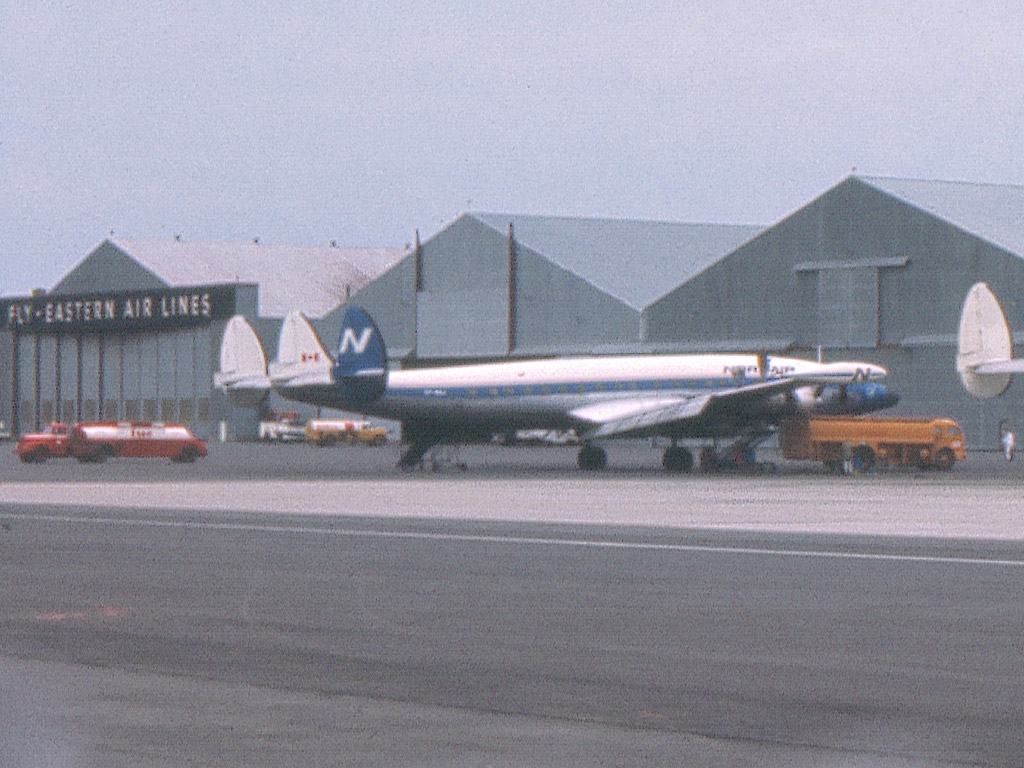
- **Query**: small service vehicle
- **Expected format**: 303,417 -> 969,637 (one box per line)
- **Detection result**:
15,422 -> 72,462
305,419 -> 388,447
16,421 -> 207,463
780,415 -> 966,473
258,410 -> 306,442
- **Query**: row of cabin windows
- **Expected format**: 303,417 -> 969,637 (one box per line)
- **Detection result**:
445,379 -> 720,398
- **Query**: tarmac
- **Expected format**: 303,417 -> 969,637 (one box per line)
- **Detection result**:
2,441 -> 1023,540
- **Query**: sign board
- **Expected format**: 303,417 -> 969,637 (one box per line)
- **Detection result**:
1,284 -> 240,334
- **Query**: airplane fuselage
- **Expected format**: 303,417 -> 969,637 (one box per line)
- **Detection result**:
286,352 -> 878,437
215,306 -> 895,470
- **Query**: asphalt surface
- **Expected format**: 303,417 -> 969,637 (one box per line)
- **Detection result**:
3,441 -> 1024,767
2,437 -> 1022,482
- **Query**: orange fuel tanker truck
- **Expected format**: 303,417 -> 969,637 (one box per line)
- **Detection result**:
780,416 -> 966,473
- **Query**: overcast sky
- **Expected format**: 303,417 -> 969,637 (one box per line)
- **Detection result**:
3,1 -> 1023,295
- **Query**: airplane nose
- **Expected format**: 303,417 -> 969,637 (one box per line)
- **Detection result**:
859,383 -> 898,412
866,364 -> 888,380
821,382 -> 898,415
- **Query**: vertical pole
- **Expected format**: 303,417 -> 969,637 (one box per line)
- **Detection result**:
508,222 -> 517,355
54,333 -> 62,422
413,230 -> 422,359
34,333 -> 41,430
119,333 -> 125,420
414,230 -> 423,292
97,335 -> 105,419
76,334 -> 83,422
10,328 -> 19,437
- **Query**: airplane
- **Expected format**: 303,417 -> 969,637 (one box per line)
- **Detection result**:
957,281 -> 1024,397
215,306 -> 897,471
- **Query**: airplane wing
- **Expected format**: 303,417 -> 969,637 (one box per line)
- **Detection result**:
576,378 -> 804,440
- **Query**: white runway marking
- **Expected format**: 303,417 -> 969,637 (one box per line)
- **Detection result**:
4,510 -> 1024,568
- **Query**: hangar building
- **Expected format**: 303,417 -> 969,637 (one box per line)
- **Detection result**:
5,175 -> 1024,448
0,239 -> 408,440
644,176 -> 1024,447
344,177 -> 1024,448
334,213 -> 762,360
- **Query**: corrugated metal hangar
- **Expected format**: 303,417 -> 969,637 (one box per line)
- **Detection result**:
0,239 -> 408,440
3,175 -> 1024,446
644,176 -> 1024,447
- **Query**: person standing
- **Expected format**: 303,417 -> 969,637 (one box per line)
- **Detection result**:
1000,423 -> 1015,462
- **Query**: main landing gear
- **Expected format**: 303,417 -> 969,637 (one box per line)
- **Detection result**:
398,441 -> 435,470
574,438 -> 775,474
698,437 -> 776,474
662,446 -> 694,472
399,442 -> 468,472
577,444 -> 608,470
577,444 -> 696,472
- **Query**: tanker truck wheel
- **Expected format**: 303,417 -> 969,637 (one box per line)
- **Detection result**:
174,446 -> 200,463
934,448 -> 955,471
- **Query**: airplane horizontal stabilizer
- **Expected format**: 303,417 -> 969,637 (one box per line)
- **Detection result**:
213,315 -> 270,407
957,282 -> 1019,398
972,359 -> 1024,374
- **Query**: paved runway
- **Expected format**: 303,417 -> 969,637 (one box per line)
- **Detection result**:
4,441 -> 1024,538
2,443 -> 1024,766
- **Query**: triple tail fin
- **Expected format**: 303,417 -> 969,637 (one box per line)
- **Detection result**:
214,315 -> 271,407
957,282 -> 1024,398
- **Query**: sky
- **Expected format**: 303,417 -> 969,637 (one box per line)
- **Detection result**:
3,1 -> 1023,296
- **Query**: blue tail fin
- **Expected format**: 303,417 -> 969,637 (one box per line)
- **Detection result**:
332,306 -> 387,404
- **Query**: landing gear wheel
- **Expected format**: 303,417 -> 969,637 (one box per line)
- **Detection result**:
577,445 -> 607,471
662,446 -> 693,473
934,448 -> 955,471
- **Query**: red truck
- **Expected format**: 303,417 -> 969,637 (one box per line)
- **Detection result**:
16,422 -> 73,462
16,421 -> 207,463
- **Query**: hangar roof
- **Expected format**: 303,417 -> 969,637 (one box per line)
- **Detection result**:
858,176 -> 1024,257
57,239 -> 409,318
472,213 -> 763,310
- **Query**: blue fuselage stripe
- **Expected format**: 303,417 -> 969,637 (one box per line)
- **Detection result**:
388,377 -> 757,399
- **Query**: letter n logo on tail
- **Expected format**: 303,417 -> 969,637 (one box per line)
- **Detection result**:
333,306 -> 388,404
339,327 -> 373,356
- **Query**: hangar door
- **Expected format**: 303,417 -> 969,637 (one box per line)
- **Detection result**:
816,267 -> 878,348
13,329 -> 213,434
416,289 -> 509,359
